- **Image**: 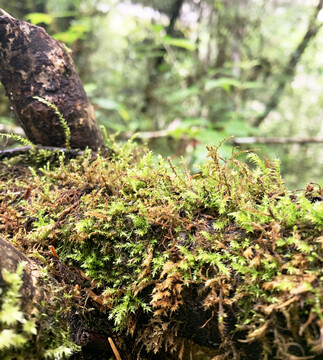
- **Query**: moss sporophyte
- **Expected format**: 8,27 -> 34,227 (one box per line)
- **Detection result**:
0,139 -> 322,359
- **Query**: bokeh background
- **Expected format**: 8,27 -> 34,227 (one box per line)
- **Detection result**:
0,0 -> 322,188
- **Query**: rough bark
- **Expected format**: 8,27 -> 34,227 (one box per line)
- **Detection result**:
0,237 -> 46,314
0,10 -> 104,150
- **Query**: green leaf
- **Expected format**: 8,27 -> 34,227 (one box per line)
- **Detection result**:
53,24 -> 89,44
25,13 -> 53,25
94,98 -> 130,122
0,329 -> 27,350
224,119 -> 253,137
119,108 -> 130,121
162,35 -> 196,51
95,98 -> 120,110
0,304 -> 24,325
151,24 -> 164,33
240,81 -> 263,90
22,320 -> 37,335
166,86 -> 199,103
205,78 -> 241,93
44,345 -> 74,359
83,83 -> 98,96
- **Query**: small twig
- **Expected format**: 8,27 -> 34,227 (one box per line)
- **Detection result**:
121,129 -> 170,139
120,130 -> 323,146
167,156 -> 198,194
201,310 -> 215,329
0,8 -> 14,18
0,145 -> 84,160
108,337 -> 122,360
233,136 -> 323,145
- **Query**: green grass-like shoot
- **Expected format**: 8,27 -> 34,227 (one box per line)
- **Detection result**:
33,96 -> 71,149
0,133 -> 36,150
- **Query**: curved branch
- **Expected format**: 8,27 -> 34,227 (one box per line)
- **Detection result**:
254,0 -> 323,127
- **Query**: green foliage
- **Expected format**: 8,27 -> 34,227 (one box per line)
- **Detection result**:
25,12 -> 54,25
79,0 -> 322,188
162,35 -> 196,51
0,262 -> 35,357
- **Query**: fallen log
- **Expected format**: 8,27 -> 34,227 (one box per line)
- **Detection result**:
0,144 -> 322,360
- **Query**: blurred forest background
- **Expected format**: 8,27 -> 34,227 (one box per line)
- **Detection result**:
0,0 -> 323,189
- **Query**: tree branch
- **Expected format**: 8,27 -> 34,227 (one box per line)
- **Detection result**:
0,145 -> 84,160
232,136 -> 323,145
254,0 -> 323,127
120,130 -> 323,146
0,12 -> 104,150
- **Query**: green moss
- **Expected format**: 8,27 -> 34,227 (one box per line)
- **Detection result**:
0,140 -> 322,359
0,263 -> 79,359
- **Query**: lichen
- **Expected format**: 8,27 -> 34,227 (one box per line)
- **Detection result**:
0,139 -> 322,359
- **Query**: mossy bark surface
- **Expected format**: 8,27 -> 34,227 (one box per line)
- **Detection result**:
0,11 -> 103,150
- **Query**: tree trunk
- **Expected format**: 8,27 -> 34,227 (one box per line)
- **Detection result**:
0,10 -> 104,150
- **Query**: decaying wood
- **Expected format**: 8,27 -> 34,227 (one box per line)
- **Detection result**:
0,9 -> 104,150
0,237 -> 47,314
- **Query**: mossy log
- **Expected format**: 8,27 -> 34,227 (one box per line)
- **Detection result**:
0,9 -> 103,150
0,237 -> 116,359
0,144 -> 322,360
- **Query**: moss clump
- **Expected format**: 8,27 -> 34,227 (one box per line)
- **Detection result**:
0,140 -> 322,359
0,262 -> 79,360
